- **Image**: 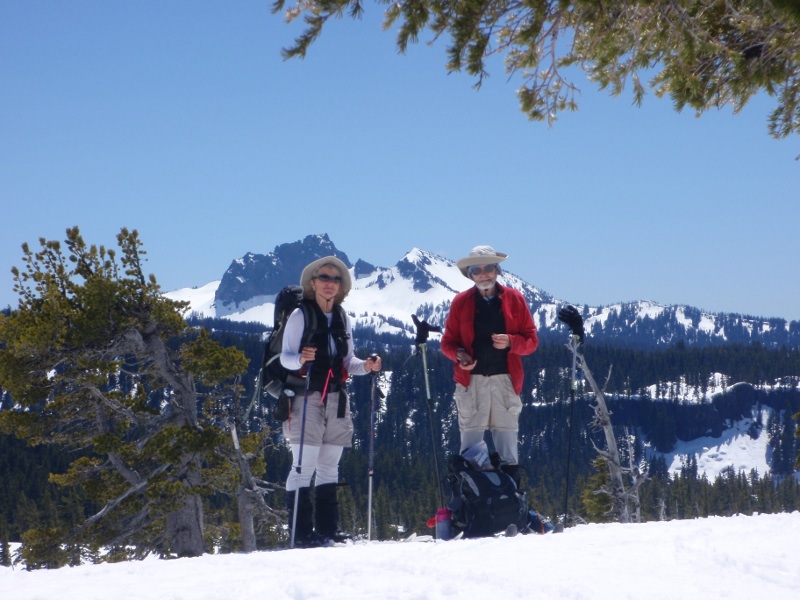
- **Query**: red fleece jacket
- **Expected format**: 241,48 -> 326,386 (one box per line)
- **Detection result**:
440,284 -> 538,395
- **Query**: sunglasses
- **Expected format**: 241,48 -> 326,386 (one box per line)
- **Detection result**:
469,264 -> 497,276
314,274 -> 342,284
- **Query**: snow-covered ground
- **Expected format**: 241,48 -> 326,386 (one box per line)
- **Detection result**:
3,512 -> 798,600
663,409 -> 771,478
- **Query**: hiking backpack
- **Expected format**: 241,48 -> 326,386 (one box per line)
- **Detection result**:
258,285 -> 348,421
259,285 -> 317,420
447,454 -> 529,538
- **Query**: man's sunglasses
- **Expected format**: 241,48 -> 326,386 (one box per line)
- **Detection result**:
314,274 -> 343,284
468,264 -> 497,276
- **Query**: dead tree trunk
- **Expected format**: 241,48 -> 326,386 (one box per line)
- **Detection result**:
229,413 -> 283,552
624,427 -> 643,523
575,351 -> 646,524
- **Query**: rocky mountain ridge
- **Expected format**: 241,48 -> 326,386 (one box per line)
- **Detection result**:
167,233 -> 800,349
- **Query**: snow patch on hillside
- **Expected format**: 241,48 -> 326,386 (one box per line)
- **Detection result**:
165,280 -> 219,317
664,408 -> 771,479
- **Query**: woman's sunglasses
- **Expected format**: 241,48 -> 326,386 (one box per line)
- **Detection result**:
314,274 -> 343,284
468,264 -> 497,276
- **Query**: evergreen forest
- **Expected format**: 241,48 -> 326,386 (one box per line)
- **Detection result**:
2,318 -> 799,555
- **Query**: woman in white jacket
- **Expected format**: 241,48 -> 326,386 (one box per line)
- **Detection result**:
280,256 -> 381,547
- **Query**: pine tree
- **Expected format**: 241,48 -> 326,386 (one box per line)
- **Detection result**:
580,458 -> 614,522
0,521 -> 11,567
0,228 -> 256,563
273,0 -> 800,139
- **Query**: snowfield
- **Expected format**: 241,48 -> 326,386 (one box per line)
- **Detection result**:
4,512 -> 798,600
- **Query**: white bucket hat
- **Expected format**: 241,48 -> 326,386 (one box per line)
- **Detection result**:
299,256 -> 352,304
455,245 -> 508,278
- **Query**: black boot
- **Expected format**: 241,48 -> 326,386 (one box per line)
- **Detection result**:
286,487 -> 326,548
501,464 -> 522,490
314,483 -> 351,543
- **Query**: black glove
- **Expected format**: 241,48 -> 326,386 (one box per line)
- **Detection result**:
412,314 -> 442,345
557,305 -> 585,344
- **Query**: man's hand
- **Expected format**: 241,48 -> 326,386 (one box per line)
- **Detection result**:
456,348 -> 476,370
491,333 -> 511,349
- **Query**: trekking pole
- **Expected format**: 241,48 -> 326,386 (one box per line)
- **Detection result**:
366,353 -> 380,541
412,315 -> 452,540
557,305 -> 584,532
290,358 -> 313,550
245,366 -> 263,422
419,342 -> 445,508
562,334 -> 578,532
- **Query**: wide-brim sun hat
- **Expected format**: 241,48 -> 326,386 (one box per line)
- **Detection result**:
455,245 -> 508,278
300,256 -> 352,304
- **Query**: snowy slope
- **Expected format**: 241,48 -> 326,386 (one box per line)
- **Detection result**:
4,512 -> 799,600
609,376 -> 799,479
665,411 -> 771,478
164,280 -> 219,317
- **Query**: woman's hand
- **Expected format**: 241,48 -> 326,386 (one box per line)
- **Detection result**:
299,346 -> 317,365
364,355 -> 382,372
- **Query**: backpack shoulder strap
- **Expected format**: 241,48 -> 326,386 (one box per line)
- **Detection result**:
299,300 -> 318,348
334,305 -> 348,327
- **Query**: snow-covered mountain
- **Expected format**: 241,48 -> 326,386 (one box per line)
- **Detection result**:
166,234 -> 800,348
166,234 -> 556,338
163,235 -> 800,480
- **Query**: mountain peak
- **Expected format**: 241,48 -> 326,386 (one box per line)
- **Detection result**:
167,234 -> 800,349
402,247 -> 431,262
214,234 -> 351,315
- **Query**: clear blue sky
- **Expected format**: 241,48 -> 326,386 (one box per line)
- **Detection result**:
2,2 -> 799,320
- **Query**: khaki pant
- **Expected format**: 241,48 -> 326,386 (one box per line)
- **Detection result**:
454,374 -> 522,464
282,389 -> 354,492
282,389 -> 354,448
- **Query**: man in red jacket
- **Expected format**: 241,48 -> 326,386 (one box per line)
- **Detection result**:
440,246 -> 538,485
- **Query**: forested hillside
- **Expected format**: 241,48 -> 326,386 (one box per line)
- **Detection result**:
2,320 -> 799,547
335,331 -> 800,532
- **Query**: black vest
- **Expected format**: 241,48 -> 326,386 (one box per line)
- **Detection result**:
472,293 -> 509,376
300,299 -> 350,393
